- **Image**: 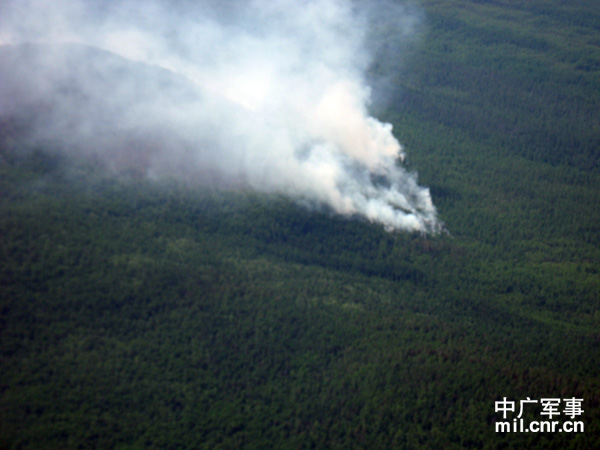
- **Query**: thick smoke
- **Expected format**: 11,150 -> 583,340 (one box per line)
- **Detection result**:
0,0 -> 440,232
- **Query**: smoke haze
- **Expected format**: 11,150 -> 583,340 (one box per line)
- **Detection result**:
0,0 -> 440,232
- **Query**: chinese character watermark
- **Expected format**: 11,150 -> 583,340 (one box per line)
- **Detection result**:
494,397 -> 584,433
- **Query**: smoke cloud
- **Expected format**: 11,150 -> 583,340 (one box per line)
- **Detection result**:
0,0 -> 440,232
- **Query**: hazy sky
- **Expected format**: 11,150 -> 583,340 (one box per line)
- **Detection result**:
0,0 -> 440,232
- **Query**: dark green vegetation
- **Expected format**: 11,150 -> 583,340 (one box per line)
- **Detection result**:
2,0 -> 600,448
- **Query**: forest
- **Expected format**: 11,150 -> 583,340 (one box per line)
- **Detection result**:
1,0 -> 599,448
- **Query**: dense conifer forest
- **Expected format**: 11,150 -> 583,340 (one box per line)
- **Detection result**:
1,0 -> 599,448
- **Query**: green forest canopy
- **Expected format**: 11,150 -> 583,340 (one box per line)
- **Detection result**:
1,0 -> 599,448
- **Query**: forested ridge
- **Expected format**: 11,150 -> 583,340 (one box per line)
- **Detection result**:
2,0 -> 600,448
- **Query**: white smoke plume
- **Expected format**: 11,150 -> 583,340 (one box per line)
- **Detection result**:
0,0 -> 440,232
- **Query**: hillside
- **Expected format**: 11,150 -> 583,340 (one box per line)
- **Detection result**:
1,0 -> 600,448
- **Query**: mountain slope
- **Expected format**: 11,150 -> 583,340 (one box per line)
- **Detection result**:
1,0 -> 600,448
